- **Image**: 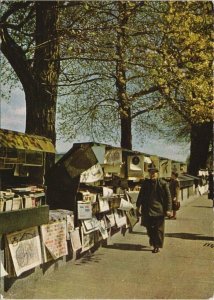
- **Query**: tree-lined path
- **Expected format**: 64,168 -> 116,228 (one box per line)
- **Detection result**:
6,195 -> 214,299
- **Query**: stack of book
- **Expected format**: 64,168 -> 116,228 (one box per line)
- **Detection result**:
0,186 -> 46,212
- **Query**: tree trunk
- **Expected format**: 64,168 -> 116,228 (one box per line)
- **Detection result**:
1,1 -> 60,172
26,1 -> 60,136
188,122 -> 213,176
121,108 -> 132,150
26,1 -> 60,170
116,2 -> 132,150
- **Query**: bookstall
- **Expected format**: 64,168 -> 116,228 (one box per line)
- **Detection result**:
0,128 -> 55,292
0,138 -> 191,295
45,142 -> 189,258
45,143 -> 153,253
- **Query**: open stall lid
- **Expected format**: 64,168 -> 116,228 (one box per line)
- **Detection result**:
0,128 -> 55,153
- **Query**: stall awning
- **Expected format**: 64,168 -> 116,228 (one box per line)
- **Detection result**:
0,128 -> 55,153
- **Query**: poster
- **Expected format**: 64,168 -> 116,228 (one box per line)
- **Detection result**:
81,227 -> 94,253
105,212 -> 116,227
118,198 -> 134,211
98,195 -> 110,212
114,209 -> 127,228
159,159 -> 172,178
40,221 -> 68,262
6,226 -> 42,276
80,163 -> 103,183
98,219 -> 109,240
104,149 -> 122,165
82,217 -> 100,234
70,228 -> 82,252
78,202 -> 92,219
66,214 -> 74,239
103,187 -> 113,198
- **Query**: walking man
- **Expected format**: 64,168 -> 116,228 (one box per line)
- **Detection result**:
136,164 -> 172,253
169,171 -> 180,219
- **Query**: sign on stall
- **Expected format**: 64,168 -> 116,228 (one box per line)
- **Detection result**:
40,221 -> 68,262
78,201 -> 92,219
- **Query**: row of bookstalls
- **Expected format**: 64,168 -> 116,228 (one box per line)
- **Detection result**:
0,128 -> 54,292
0,129 -> 197,293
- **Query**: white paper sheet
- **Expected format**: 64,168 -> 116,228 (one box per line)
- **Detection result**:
6,226 -> 42,276
70,228 -> 82,252
118,198 -> 134,211
12,198 -> 22,210
40,221 -> 68,261
114,209 -> 127,228
98,196 -> 110,212
98,219 -> 108,240
5,200 -> 12,211
24,196 -> 33,208
81,227 -> 94,253
104,149 -> 122,165
83,217 -> 100,234
0,262 -> 8,277
105,213 -> 116,227
66,214 -> 74,239
80,163 -> 103,183
0,200 -> 4,212
103,187 -> 113,198
78,202 -> 92,219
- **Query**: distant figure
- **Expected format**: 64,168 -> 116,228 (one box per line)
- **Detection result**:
136,164 -> 172,254
208,171 -> 213,207
169,172 -> 180,219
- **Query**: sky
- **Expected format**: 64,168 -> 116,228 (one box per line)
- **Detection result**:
0,87 -> 190,162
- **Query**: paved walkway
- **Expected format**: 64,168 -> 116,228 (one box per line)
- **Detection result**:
5,195 -> 214,299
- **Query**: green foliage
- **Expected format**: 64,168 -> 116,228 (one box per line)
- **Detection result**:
1,1 -> 212,150
154,1 -> 213,124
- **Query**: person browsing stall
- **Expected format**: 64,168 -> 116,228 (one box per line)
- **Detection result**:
136,164 -> 172,253
169,172 -> 180,219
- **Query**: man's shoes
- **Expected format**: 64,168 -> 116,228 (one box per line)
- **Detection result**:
152,247 -> 160,253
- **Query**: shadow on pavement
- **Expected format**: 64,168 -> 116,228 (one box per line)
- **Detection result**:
103,243 -> 150,251
130,230 -> 213,241
165,232 -> 214,241
129,231 -> 147,235
74,253 -> 103,265
192,205 -> 212,208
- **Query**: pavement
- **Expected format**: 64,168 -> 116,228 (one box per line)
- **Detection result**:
5,194 -> 214,299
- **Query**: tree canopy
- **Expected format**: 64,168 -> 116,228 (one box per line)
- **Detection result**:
0,1 -> 213,173
56,1 -> 212,147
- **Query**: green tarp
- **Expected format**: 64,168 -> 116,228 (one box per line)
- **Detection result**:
0,128 -> 55,153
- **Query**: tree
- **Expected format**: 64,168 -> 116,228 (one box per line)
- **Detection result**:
156,1 -> 213,174
1,1 -> 60,169
57,1 -> 164,149
1,1 -> 212,176
57,1 -> 212,175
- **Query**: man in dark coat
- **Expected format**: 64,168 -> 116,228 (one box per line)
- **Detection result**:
208,170 -> 213,207
136,164 -> 172,253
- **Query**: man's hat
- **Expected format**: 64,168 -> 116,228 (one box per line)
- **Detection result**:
148,163 -> 159,172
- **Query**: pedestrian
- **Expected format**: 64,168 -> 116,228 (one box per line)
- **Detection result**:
208,170 -> 213,207
169,171 -> 180,219
136,164 -> 172,253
